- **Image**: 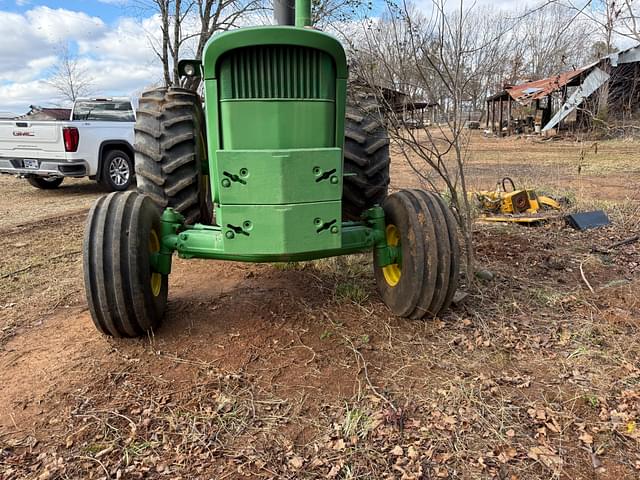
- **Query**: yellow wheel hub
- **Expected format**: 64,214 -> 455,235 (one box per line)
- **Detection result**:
149,229 -> 162,297
382,224 -> 401,287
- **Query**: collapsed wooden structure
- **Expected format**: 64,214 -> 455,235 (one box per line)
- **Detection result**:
486,45 -> 640,135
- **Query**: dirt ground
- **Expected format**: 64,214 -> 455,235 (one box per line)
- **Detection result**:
1,133 -> 639,479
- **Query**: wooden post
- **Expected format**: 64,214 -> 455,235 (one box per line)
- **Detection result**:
491,100 -> 495,132
498,97 -> 504,137
507,99 -> 512,136
486,100 -> 490,129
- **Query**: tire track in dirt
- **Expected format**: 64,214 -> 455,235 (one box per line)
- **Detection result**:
0,208 -> 89,237
1,209 -> 89,347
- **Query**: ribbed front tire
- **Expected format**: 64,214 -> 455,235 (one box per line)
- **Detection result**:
374,189 -> 460,319
83,191 -> 168,337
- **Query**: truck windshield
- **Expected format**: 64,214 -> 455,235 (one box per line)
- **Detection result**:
72,101 -> 134,122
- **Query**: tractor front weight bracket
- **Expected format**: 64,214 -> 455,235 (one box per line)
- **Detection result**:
152,205 -> 398,272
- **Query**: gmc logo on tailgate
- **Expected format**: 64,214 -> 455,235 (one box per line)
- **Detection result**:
13,131 -> 34,136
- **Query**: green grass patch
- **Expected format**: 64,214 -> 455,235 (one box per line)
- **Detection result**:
335,281 -> 369,305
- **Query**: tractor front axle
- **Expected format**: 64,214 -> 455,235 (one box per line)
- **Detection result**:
150,206 -> 398,276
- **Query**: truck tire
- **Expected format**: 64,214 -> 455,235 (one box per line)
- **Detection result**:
135,87 -> 212,225
100,149 -> 134,191
342,98 -> 390,220
27,176 -> 63,189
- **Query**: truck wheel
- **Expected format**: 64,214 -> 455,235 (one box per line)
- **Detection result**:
135,87 -> 212,225
100,149 -> 134,191
374,190 -> 459,319
83,191 -> 168,337
27,176 -> 63,189
342,98 -> 390,220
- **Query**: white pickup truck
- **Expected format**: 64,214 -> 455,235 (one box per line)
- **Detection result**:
0,97 -> 135,191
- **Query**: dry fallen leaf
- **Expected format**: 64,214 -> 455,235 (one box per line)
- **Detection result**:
327,465 -> 341,478
528,445 -> 563,471
289,456 -> 304,469
333,439 -> 346,451
435,466 -> 449,478
579,431 -> 594,446
498,447 -> 517,463
391,445 -> 404,456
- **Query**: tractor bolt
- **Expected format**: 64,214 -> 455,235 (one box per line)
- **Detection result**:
330,175 -> 338,184
221,178 -> 231,188
239,168 -> 249,177
330,226 -> 339,234
225,230 -> 235,239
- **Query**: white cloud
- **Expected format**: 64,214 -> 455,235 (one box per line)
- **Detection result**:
0,55 -> 58,83
0,80 -> 61,110
26,6 -> 106,43
0,6 -> 162,113
78,15 -> 161,64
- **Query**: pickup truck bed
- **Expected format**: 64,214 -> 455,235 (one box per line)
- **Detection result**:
0,97 -> 136,191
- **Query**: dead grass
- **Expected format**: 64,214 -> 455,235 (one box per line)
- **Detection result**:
1,135 -> 639,479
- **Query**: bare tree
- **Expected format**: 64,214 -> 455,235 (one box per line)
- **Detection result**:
349,0 -> 505,283
312,0 -> 372,29
143,0 -> 265,90
516,3 -> 594,78
45,44 -> 94,103
556,0 -> 640,46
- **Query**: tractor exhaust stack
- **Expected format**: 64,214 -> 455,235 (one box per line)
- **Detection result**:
274,0 -> 295,25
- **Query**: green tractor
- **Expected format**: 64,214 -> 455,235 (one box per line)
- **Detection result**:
82,0 -> 460,337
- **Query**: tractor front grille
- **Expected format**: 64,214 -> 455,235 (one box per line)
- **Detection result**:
218,45 -> 336,100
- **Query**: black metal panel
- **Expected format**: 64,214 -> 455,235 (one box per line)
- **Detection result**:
566,211 -> 611,230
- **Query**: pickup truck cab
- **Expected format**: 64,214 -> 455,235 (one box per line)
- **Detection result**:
0,97 -> 135,191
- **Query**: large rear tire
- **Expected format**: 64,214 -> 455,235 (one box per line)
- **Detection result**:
83,191 -> 168,337
342,98 -> 390,220
374,189 -> 459,319
135,87 -> 212,225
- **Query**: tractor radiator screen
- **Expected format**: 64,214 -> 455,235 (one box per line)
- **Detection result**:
218,45 -> 336,100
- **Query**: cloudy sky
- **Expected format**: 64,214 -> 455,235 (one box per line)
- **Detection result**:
0,0 -> 163,114
0,0 -> 593,115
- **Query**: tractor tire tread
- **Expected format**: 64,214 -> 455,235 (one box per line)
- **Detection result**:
342,96 -> 391,220
135,86 -> 211,224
